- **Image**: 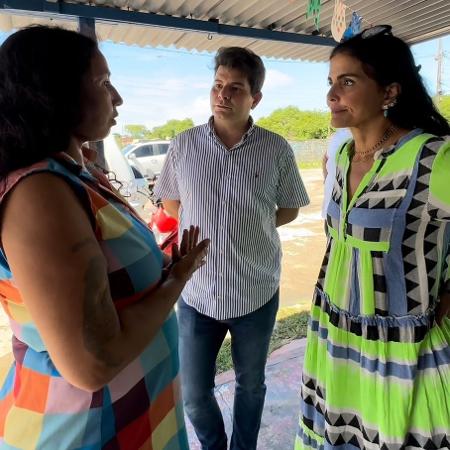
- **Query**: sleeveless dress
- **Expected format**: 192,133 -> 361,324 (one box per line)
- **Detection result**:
0,154 -> 188,449
295,131 -> 450,449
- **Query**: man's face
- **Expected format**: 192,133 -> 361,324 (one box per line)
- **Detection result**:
210,65 -> 262,124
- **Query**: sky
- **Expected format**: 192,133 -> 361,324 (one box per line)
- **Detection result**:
101,34 -> 450,133
0,29 -> 449,134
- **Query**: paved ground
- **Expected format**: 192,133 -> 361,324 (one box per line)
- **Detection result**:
278,169 -> 326,309
186,339 -> 307,450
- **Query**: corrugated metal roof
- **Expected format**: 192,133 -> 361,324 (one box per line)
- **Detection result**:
1,0 -> 449,61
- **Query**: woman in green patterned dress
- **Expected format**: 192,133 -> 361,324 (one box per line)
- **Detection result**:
295,25 -> 450,450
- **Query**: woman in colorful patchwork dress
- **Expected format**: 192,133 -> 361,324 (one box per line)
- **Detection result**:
0,26 -> 209,449
295,25 -> 450,450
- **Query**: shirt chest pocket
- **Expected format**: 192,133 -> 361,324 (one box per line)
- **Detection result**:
346,183 -> 409,252
238,164 -> 277,204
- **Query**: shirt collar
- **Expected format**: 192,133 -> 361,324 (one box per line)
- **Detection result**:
207,116 -> 257,142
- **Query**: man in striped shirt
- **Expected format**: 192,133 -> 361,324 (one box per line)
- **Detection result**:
154,47 -> 309,450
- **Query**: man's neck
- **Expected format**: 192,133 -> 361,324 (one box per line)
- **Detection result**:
213,117 -> 251,149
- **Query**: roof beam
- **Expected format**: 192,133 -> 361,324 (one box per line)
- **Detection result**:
0,0 -> 336,47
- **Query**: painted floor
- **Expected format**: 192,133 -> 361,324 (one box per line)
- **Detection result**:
186,338 -> 307,450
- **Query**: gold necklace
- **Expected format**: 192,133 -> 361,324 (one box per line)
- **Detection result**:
352,124 -> 397,162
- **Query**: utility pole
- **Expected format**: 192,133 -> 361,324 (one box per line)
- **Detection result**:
435,39 -> 444,104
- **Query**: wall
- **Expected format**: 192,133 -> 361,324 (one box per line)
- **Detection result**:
289,139 -> 330,163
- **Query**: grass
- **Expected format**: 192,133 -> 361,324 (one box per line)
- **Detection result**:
215,307 -> 309,374
298,161 -> 322,169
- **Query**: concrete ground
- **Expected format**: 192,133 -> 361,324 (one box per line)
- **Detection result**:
186,339 -> 307,450
278,168 -> 326,309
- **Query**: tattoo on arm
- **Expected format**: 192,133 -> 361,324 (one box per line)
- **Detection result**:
82,255 -> 122,368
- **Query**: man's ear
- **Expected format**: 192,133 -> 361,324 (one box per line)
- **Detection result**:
251,92 -> 263,109
384,82 -> 401,104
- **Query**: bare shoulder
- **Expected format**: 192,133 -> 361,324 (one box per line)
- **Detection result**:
1,171 -> 98,272
1,171 -> 91,236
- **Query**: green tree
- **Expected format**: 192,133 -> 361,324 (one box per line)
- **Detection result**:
148,118 -> 194,139
112,133 -> 123,149
257,106 -> 331,140
437,95 -> 450,122
124,124 -> 149,139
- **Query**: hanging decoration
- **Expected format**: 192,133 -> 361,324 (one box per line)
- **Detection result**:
306,0 -> 322,31
331,0 -> 347,42
342,11 -> 363,40
350,11 -> 363,35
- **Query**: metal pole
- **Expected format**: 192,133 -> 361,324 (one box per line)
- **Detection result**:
436,38 -> 443,105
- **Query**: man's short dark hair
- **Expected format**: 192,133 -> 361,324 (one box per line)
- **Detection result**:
214,47 -> 265,95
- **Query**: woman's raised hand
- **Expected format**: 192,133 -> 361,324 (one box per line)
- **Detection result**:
169,226 -> 209,283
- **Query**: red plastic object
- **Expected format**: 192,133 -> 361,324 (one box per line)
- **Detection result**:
149,205 -> 179,257
151,206 -> 178,233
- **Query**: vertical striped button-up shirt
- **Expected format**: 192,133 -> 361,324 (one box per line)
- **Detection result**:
154,118 -> 309,319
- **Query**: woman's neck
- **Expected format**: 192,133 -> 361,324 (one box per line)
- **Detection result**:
350,120 -> 411,155
65,137 -> 85,166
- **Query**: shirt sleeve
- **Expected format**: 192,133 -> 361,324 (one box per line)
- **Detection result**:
427,139 -> 450,222
153,141 -> 180,200
276,142 -> 310,208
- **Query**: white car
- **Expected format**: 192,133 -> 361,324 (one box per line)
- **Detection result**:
123,140 -> 170,177
102,134 -> 152,216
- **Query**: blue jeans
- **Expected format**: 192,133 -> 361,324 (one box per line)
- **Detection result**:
177,291 -> 279,450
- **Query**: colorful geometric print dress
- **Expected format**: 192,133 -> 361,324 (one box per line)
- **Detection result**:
0,154 -> 188,450
295,131 -> 450,450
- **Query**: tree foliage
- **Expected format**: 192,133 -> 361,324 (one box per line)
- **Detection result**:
256,106 -> 332,140
123,108 -> 335,143
124,124 -> 148,140
437,95 -> 450,123
123,119 -> 194,141
148,118 -> 194,139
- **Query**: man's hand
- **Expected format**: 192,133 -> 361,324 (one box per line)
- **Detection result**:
322,152 -> 328,181
162,199 -> 180,218
276,208 -> 299,227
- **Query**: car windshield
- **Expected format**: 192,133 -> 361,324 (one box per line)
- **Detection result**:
122,144 -> 137,154
157,143 -> 170,155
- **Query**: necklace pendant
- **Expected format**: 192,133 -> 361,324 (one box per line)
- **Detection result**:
352,152 -> 373,163
352,124 -> 397,164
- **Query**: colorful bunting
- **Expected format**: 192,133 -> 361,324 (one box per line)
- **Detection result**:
306,0 -> 321,30
331,0 -> 347,42
350,12 -> 363,35
343,11 -> 363,40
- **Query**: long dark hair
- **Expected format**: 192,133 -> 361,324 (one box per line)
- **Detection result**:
331,29 -> 450,136
0,26 -> 98,178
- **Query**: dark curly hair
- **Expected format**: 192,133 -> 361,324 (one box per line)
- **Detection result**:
0,26 -> 98,178
331,29 -> 450,136
214,47 -> 265,95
